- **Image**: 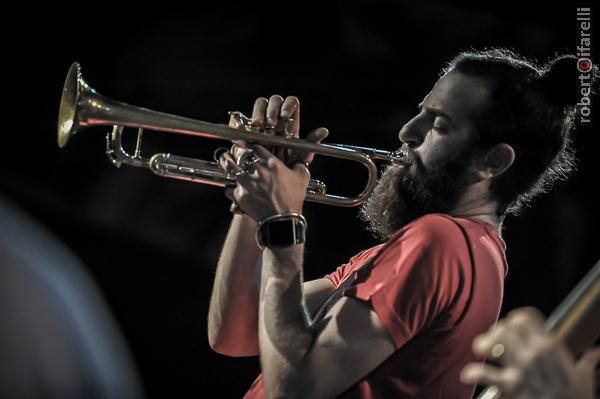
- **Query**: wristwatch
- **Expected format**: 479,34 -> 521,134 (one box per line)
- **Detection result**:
256,213 -> 307,248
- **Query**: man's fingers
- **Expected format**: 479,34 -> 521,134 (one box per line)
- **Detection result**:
224,186 -> 235,201
281,96 -> 299,120
576,346 -> 600,372
472,321 -> 507,357
231,144 -> 251,162
473,320 -> 534,367
291,161 -> 311,183
248,145 -> 277,167
305,127 -> 329,143
251,97 -> 268,127
505,307 -> 547,343
461,363 -> 498,385
281,96 -> 300,137
460,363 -> 521,393
218,152 -> 238,174
266,95 -> 284,128
235,160 -> 268,184
298,127 -> 328,164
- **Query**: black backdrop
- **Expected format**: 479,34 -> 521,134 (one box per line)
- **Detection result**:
3,2 -> 598,397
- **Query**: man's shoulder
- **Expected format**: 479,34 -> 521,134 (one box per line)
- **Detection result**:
368,215 -> 475,271
373,213 -> 472,269
398,213 -> 467,244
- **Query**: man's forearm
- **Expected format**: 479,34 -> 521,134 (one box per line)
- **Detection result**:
258,244 -> 314,398
208,214 -> 263,355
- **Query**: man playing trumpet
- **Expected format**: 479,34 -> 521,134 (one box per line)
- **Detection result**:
208,49 -> 591,398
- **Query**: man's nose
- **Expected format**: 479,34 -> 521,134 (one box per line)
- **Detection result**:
398,115 -> 426,147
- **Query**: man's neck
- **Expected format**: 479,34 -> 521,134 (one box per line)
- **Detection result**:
449,202 -> 502,233
449,182 -> 502,233
460,212 -> 502,233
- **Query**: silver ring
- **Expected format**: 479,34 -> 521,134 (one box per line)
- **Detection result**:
213,147 -> 229,163
288,159 -> 310,170
234,167 -> 249,177
236,150 -> 260,174
490,343 -> 506,360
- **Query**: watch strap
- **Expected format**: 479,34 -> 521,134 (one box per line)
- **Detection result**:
256,213 -> 307,248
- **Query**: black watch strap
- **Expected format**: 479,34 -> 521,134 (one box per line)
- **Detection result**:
256,213 -> 307,248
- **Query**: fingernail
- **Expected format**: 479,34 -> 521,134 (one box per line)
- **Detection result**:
459,365 -> 477,383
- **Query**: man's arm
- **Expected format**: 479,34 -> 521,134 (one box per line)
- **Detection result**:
207,214 -> 335,357
208,95 -> 333,357
258,245 -> 396,399
207,213 -> 262,356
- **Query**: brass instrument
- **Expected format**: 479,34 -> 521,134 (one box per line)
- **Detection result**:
58,62 -> 407,207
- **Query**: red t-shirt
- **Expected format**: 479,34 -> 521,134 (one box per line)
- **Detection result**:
243,213 -> 507,399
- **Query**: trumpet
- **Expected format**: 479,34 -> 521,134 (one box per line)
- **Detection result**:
58,62 -> 407,207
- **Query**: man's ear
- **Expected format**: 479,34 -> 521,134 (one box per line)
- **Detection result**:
474,143 -> 515,180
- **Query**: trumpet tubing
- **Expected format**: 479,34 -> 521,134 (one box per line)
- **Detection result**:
58,62 -> 406,207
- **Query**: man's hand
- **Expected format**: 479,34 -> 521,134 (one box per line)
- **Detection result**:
217,95 -> 328,222
226,144 -> 310,222
461,307 -> 600,399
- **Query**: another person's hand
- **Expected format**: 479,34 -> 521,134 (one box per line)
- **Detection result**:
461,307 -> 600,399
218,95 -> 328,222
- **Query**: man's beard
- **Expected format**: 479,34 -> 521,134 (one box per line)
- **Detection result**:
359,144 -> 475,240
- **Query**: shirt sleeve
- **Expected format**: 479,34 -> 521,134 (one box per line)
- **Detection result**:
342,214 -> 471,349
324,245 -> 384,288
323,263 -> 348,289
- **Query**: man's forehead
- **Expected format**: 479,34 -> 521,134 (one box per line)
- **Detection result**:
420,71 -> 490,123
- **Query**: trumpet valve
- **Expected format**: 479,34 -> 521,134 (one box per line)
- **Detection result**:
105,132 -> 122,168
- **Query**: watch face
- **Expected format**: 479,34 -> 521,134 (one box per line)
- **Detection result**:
264,219 -> 296,246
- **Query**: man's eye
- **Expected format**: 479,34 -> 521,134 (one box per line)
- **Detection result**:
433,125 -> 449,134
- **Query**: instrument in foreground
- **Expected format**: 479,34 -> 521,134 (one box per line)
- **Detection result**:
477,258 -> 600,399
58,62 -> 407,207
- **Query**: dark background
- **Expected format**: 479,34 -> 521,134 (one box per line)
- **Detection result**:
3,2 -> 598,397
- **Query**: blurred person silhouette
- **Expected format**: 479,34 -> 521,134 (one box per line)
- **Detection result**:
0,194 -> 144,399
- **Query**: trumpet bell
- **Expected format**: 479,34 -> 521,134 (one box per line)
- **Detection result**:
57,62 -> 84,148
